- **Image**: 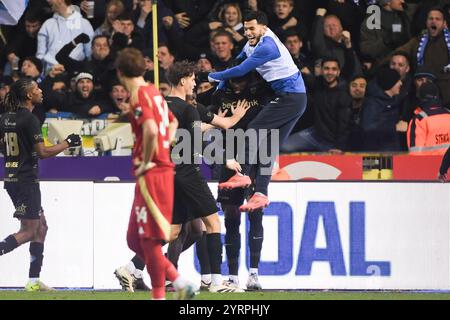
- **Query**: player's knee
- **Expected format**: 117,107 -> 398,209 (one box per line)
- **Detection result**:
202,213 -> 221,233
223,205 -> 240,218
169,225 -> 182,241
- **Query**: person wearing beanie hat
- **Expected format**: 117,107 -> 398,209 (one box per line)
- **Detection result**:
413,66 -> 437,82
376,67 -> 402,93
21,56 -> 43,79
407,81 -> 450,155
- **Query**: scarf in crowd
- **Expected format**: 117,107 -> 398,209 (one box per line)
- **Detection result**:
417,28 -> 450,69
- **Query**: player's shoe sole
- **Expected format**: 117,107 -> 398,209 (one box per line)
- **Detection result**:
218,174 -> 252,190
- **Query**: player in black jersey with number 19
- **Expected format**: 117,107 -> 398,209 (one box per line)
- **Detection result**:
0,78 -> 81,291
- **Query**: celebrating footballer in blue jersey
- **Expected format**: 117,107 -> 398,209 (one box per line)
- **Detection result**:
209,11 -> 307,212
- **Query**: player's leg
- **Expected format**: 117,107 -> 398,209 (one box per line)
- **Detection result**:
223,205 -> 241,287
0,184 -> 39,256
138,171 -> 195,300
25,209 -> 54,291
114,254 -> 149,292
246,209 -> 263,291
241,93 -> 307,211
195,222 -> 212,290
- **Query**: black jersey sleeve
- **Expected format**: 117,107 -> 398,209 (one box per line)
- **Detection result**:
26,113 -> 44,145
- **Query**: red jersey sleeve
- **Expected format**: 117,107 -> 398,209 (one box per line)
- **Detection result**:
134,87 -> 156,126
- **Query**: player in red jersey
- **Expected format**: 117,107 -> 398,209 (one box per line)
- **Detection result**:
115,48 -> 195,300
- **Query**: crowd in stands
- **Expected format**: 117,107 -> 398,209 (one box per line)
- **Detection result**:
1,0 -> 450,154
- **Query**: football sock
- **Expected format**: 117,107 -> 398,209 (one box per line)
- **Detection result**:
132,254 -> 145,271
181,219 -> 203,252
0,235 -> 19,256
29,242 -> 44,278
196,232 -> 211,275
249,210 -> 263,269
206,233 -> 223,284
225,215 -> 241,276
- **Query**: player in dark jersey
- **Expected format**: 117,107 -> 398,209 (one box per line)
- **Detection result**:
210,67 -> 272,291
166,60 -> 249,293
0,78 -> 81,291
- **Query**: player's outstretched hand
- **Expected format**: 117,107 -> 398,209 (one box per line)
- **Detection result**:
438,173 -> 447,182
226,159 -> 242,172
65,134 -> 82,147
231,99 -> 250,118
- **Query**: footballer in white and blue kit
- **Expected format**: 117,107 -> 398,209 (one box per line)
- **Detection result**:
209,11 -> 307,212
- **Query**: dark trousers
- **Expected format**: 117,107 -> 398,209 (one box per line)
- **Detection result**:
240,92 -> 307,195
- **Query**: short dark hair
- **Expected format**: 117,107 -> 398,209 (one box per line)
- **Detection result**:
211,29 -> 234,43
166,61 -> 197,87
321,57 -> 341,69
24,11 -> 41,23
283,28 -> 302,42
117,11 -> 134,22
115,48 -> 146,77
92,35 -> 109,46
243,11 -> 268,26
391,50 -> 410,64
427,6 -> 447,20
349,74 -> 367,83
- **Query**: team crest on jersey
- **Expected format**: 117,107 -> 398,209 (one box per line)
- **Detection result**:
134,106 -> 143,120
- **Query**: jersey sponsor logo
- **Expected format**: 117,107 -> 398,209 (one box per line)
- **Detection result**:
5,161 -> 18,168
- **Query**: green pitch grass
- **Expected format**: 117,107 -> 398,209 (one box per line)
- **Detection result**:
1,290 -> 450,300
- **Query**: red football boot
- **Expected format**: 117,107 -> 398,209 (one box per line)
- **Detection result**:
239,193 -> 270,212
218,173 -> 252,190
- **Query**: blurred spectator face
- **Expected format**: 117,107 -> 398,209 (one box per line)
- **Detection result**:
197,82 -> 213,94
322,61 -> 340,85
25,20 -> 41,38
159,82 -> 171,97
284,34 -> 302,56
110,84 -> 129,106
389,0 -> 404,12
47,0 -> 64,12
414,77 -> 431,91
349,78 -> 367,100
21,60 -> 40,78
52,81 -> 66,92
139,0 -> 152,9
213,35 -> 234,61
223,4 -> 240,27
427,10 -> 446,38
77,79 -> 94,98
106,2 -> 123,25
314,59 -> 322,76
197,58 -> 213,72
244,19 -> 266,46
324,16 -> 343,42
274,0 -> 294,20
121,19 -> 135,37
390,55 -> 410,80
144,56 -> 154,71
92,37 -> 110,60
0,85 -> 10,102
157,46 -> 175,70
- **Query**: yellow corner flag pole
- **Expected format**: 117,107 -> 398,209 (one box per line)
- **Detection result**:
152,0 -> 159,89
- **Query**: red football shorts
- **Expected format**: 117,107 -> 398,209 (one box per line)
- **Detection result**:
128,167 -> 174,241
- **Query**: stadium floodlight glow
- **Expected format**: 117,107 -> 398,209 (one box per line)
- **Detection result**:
47,119 -> 84,156
94,123 -> 133,155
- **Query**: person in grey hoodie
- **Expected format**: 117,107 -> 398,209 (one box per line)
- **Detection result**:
36,0 -> 94,73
